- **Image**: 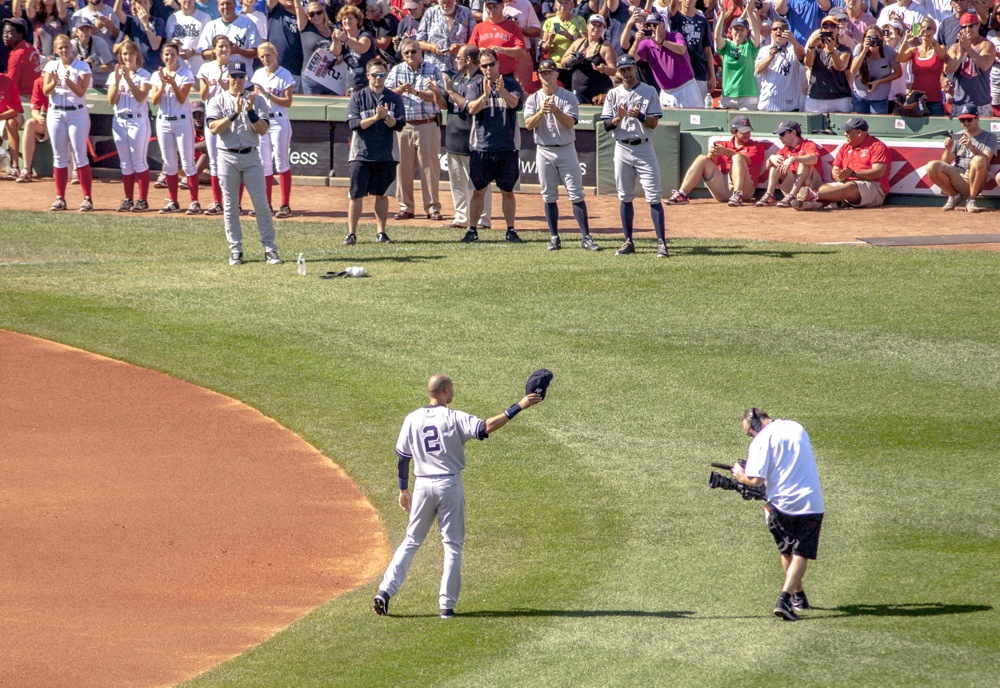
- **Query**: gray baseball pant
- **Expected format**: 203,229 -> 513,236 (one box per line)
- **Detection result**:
537,143 -> 584,203
219,148 -> 277,253
379,475 -> 465,611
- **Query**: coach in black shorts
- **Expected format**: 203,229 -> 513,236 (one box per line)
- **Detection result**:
345,59 -> 407,245
732,408 -> 825,622
461,48 -> 524,244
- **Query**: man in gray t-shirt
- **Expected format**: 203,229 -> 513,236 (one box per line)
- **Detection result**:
206,67 -> 280,265
924,102 -> 999,213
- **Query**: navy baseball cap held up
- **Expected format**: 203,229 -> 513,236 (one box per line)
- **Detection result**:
525,369 -> 554,399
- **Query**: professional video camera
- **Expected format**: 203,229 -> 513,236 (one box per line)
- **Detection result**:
708,461 -> 766,501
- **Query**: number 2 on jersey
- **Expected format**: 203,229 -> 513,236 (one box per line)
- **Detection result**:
421,426 -> 442,453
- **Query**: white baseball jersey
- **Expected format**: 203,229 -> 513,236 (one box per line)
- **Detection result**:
150,66 -> 196,119
395,405 -> 486,481
524,87 -> 579,146
197,60 -> 233,101
109,68 -> 152,115
745,419 -> 825,515
251,65 -> 295,116
43,58 -> 92,108
197,14 -> 261,55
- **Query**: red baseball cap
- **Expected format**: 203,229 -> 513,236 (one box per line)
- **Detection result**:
959,12 -> 979,27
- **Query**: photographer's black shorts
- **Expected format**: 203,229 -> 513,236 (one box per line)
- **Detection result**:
767,508 -> 824,560
470,150 -> 520,192
349,160 -> 397,199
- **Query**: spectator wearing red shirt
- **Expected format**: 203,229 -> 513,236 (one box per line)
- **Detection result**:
756,119 -> 823,208
666,114 -> 766,208
793,116 -> 890,211
3,17 -> 43,96
0,70 -> 23,177
16,74 -> 47,182
470,0 -> 529,85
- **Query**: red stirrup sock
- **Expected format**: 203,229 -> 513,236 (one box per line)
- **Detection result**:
122,173 -> 135,201
54,167 -> 68,197
211,175 -> 222,205
265,175 -> 274,207
187,175 -> 199,203
166,174 -> 179,202
137,170 -> 150,200
279,170 -> 292,207
78,165 -> 93,197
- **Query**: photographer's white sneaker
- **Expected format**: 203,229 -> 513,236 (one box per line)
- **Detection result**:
942,194 -> 961,211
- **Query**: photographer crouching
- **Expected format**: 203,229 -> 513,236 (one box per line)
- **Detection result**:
731,408 -> 825,622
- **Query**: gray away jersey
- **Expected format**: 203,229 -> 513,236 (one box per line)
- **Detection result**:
523,87 -> 580,146
396,405 -> 487,479
600,82 -> 662,140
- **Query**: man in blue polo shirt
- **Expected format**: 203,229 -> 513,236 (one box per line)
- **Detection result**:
344,58 -> 407,245
461,47 -> 524,244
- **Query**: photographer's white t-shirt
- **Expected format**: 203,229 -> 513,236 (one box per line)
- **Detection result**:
745,419 -> 825,515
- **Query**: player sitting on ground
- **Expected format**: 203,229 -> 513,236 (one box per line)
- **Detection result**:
756,119 -> 823,208
923,103 -> 998,214
666,114 -> 766,208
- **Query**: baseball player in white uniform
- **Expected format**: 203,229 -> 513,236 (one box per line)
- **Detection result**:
524,58 -> 599,252
198,34 -> 237,215
374,374 -> 543,619
108,39 -> 153,213
42,34 -> 94,212
600,54 -> 668,258
150,41 -> 202,214
252,42 -> 295,218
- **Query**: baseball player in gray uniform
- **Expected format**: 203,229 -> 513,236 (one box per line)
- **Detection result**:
523,58 -> 600,252
205,66 -> 281,266
599,54 -> 669,258
374,374 -> 543,619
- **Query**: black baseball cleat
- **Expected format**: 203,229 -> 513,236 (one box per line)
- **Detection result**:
505,229 -> 523,243
373,592 -> 390,616
791,591 -> 811,611
117,198 -> 134,213
547,236 -> 561,251
229,251 -> 244,266
440,608 -> 455,619
460,228 -> 479,243
343,233 -> 357,246
264,250 -> 282,265
580,235 -> 601,251
615,240 -> 635,256
773,596 -> 799,621
656,240 -> 669,258
376,231 -> 392,243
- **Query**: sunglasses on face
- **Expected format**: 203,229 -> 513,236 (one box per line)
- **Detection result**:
882,29 -> 893,35
402,49 -> 419,55
308,10 -> 325,17
480,62 -> 497,68
369,71 -> 387,77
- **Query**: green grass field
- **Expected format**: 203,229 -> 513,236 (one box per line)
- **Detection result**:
2,211 -> 998,687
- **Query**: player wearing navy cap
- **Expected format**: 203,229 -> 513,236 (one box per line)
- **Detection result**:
374,374 -> 544,619
600,54 -> 668,258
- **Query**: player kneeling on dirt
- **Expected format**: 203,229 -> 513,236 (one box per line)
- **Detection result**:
792,116 -> 890,211
755,119 -> 823,208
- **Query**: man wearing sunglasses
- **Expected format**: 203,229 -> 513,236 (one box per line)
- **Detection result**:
344,59 -> 407,244
731,408 -> 825,623
206,66 -> 282,266
462,48 -> 524,244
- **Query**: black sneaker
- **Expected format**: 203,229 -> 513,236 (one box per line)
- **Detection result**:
117,198 -> 134,213
376,231 -> 392,243
203,201 -> 223,216
186,201 -> 202,215
581,236 -> 601,251
615,240 -> 635,256
264,250 -> 282,265
131,199 -> 149,213
547,236 -> 561,251
440,608 -> 455,619
229,251 -> 244,266
275,204 -> 292,219
343,233 -> 357,246
460,228 -> 479,243
657,240 -> 669,258
373,592 -> 389,616
791,591 -> 811,611
505,229 -> 523,243
773,596 -> 799,621
160,200 -> 181,214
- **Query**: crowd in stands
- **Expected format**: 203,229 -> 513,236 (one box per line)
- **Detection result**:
2,0 -> 998,111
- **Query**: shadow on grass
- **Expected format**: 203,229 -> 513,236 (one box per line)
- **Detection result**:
825,603 -> 993,618
308,254 -> 448,265
681,245 -> 837,259
392,609 -> 697,619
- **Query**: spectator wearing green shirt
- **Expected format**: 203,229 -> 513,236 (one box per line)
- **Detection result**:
541,0 -> 587,67
714,10 -> 762,110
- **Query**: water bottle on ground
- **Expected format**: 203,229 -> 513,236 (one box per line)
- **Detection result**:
297,253 -> 306,276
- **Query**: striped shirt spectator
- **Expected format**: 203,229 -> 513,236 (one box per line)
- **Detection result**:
416,0 -> 477,75
385,45 -> 446,121
755,19 -> 806,111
